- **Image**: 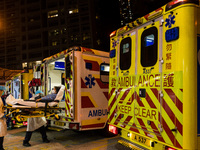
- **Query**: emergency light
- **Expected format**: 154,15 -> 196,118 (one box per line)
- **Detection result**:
166,0 -> 199,11
54,61 -> 65,70
110,49 -> 116,58
165,27 -> 179,42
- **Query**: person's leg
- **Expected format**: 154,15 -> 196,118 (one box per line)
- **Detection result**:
23,132 -> 32,146
39,125 -> 49,143
0,136 -> 4,150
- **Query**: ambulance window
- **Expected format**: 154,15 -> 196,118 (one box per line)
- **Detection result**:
141,27 -> 158,67
100,63 -> 109,83
120,37 -> 131,70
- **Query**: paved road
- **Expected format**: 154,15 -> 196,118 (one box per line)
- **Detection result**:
3,127 -> 124,150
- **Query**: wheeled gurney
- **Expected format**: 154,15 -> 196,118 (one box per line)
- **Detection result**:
5,86 -> 65,121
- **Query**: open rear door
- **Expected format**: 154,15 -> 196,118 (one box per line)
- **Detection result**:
65,51 -> 75,119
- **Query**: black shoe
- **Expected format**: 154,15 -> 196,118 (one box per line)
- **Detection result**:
23,141 -> 31,147
43,139 -> 50,143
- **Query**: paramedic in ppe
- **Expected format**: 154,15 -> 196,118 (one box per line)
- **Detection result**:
0,86 -> 6,150
23,90 -> 49,147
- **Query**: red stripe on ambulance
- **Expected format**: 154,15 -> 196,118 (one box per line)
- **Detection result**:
82,123 -> 105,129
135,92 -> 145,107
129,123 -> 140,133
96,78 -> 109,88
150,122 -> 165,142
81,96 -> 95,108
81,78 -> 87,88
164,89 -> 183,113
103,92 -> 109,101
146,92 -> 157,109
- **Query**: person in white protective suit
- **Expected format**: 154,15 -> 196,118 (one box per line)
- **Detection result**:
23,90 -> 50,147
0,86 -> 6,150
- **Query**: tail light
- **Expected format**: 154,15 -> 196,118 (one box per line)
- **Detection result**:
69,123 -> 79,130
109,125 -> 118,135
12,120 -> 16,124
23,121 -> 27,126
165,146 -> 176,150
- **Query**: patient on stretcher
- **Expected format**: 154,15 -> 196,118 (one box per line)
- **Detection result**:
36,86 -> 61,102
6,85 -> 64,108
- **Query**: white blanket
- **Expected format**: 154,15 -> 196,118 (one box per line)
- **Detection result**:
6,95 -> 58,108
6,85 -> 65,108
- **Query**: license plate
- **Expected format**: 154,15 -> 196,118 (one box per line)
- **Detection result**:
54,121 -> 65,126
131,133 -> 151,147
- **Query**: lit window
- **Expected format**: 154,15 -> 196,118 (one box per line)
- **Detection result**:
48,10 -> 58,18
144,34 -> 154,47
100,63 -> 110,83
52,41 -> 58,46
69,9 -> 79,14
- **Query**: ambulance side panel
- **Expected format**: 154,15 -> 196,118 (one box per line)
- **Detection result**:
164,5 -> 197,149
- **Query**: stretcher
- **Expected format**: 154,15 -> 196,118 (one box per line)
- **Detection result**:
5,86 -> 65,122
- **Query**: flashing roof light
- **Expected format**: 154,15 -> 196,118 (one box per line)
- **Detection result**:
110,31 -> 116,37
110,49 -> 116,58
166,0 -> 199,11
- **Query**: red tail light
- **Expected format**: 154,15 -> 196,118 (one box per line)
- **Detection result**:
23,121 -> 27,126
165,146 -> 176,150
69,123 -> 79,130
109,125 -> 118,135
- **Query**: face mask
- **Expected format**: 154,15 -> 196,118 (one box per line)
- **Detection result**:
51,90 -> 56,94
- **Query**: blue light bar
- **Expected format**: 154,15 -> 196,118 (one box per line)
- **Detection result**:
54,61 -> 65,70
110,49 -> 116,58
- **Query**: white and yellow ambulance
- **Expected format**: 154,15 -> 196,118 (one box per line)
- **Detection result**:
108,0 -> 200,149
43,46 -> 111,131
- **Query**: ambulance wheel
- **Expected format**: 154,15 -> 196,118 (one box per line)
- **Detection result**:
55,115 -> 60,120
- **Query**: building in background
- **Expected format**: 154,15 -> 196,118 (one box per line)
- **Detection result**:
119,0 -> 134,26
0,0 -> 120,70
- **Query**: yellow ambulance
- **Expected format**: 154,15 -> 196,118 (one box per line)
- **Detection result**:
108,0 -> 200,149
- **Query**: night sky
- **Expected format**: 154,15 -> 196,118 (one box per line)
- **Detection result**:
96,0 -> 172,51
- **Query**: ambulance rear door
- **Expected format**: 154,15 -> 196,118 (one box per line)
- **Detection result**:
112,30 -> 136,127
135,17 -> 164,141
65,51 -> 75,119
